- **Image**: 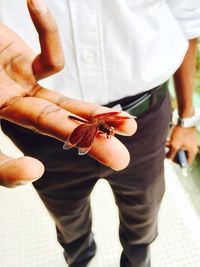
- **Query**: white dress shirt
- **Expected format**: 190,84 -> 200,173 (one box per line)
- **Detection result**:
0,0 -> 200,104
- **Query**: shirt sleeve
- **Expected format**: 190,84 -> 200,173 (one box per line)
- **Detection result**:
166,0 -> 200,39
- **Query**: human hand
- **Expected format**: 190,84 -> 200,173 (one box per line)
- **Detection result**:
0,0 -> 137,187
166,126 -> 198,165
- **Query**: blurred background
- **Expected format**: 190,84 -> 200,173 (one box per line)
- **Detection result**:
0,41 -> 199,267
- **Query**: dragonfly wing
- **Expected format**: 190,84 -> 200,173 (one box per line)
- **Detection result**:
77,124 -> 99,155
93,111 -> 131,123
78,147 -> 92,155
63,123 -> 92,150
93,111 -> 120,121
63,141 -> 74,150
105,114 -> 132,121
63,123 -> 99,155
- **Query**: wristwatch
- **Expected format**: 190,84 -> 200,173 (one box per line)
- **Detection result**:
173,108 -> 200,128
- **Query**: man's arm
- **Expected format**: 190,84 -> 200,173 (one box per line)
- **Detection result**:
166,38 -> 198,164
174,39 -> 197,118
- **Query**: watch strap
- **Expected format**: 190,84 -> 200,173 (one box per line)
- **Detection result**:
172,108 -> 200,128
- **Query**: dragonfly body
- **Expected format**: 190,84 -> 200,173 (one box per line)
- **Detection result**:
64,112 -> 131,155
68,115 -> 115,138
98,121 -> 114,138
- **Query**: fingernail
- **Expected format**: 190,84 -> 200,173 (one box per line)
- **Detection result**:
14,182 -> 28,187
29,0 -> 48,12
5,182 -> 28,188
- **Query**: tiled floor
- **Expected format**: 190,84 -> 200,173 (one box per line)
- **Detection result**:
0,130 -> 200,267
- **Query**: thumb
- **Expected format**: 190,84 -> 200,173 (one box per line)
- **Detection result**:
0,153 -> 44,188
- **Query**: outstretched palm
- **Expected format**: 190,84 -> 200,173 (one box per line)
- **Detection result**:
0,0 -> 137,187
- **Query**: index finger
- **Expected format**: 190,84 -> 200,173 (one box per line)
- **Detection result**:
27,0 -> 65,80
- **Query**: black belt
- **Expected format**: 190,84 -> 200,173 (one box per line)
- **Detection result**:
107,81 -> 168,117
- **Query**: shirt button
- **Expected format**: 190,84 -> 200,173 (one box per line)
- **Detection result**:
82,51 -> 97,64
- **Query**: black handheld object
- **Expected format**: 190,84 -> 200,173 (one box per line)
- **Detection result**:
175,150 -> 188,168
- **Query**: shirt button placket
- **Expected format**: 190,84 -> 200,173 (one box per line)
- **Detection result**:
82,51 -> 97,64
69,0 -> 108,104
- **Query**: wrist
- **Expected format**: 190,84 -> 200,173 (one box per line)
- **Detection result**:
178,107 -> 194,118
173,108 -> 200,128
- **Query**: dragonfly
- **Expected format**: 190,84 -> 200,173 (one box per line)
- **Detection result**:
63,111 -> 132,155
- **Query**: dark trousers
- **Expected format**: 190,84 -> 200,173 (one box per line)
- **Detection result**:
1,91 -> 171,267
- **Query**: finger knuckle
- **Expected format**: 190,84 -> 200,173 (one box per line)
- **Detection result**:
0,96 -> 23,114
36,104 -> 60,127
171,143 -> 179,151
45,60 -> 65,73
